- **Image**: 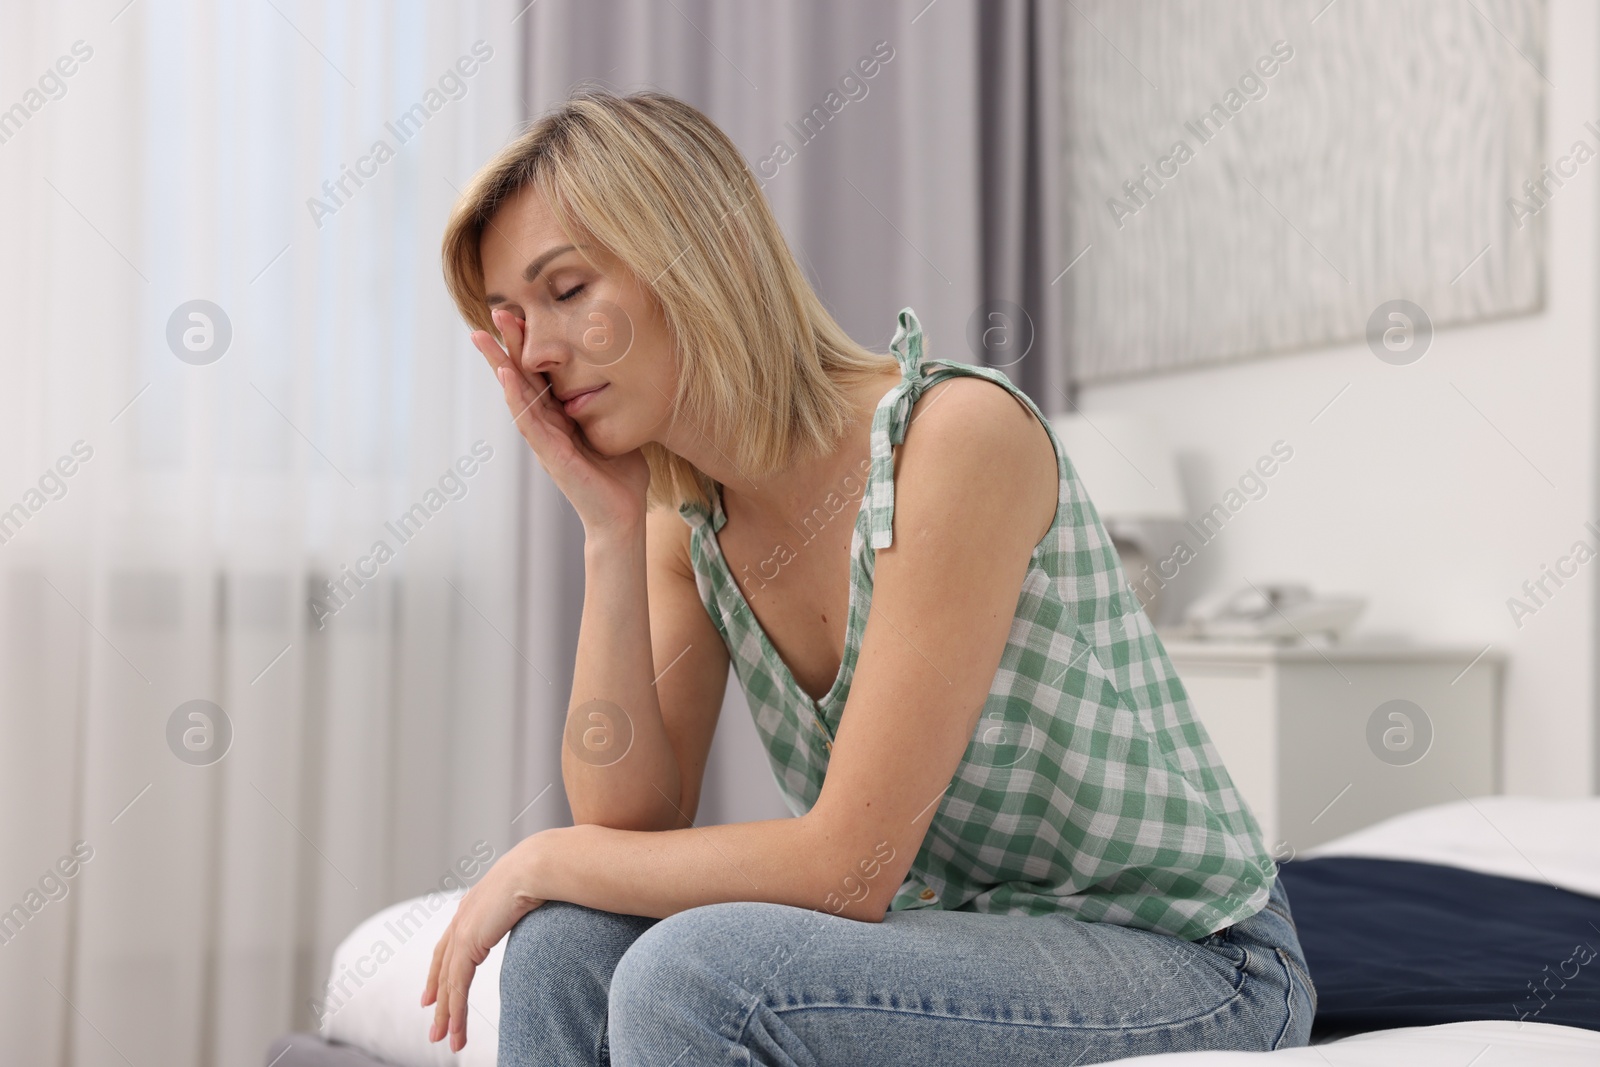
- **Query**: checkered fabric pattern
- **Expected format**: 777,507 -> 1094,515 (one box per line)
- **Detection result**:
677,307 -> 1276,940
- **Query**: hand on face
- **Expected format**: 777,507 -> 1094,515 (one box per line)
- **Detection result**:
473,307 -> 651,536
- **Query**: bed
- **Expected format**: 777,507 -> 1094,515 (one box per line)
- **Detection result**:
266,795 -> 1600,1066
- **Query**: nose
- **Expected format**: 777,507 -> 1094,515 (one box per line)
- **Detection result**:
497,308 -> 568,380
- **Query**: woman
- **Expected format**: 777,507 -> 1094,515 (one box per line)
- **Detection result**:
423,86 -> 1316,1066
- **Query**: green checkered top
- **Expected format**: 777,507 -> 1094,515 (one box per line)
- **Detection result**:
677,307 -> 1275,940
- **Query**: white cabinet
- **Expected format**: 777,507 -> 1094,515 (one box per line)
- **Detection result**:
1160,638 -> 1504,853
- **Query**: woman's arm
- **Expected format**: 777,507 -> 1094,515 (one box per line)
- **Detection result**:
564,523 -> 683,829
531,816 -> 892,921
426,378 -> 1060,1049
528,378 -> 1060,923
564,510 -> 728,832
473,308 -> 727,833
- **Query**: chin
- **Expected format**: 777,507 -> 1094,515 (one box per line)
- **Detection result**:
576,422 -> 620,456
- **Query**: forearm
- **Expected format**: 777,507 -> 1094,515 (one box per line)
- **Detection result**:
565,525 -> 683,831
531,815 -> 901,924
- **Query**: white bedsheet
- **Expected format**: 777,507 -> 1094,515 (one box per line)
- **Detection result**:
320,796 -> 1600,1066
1101,1020 -> 1600,1065
1297,794 -> 1600,899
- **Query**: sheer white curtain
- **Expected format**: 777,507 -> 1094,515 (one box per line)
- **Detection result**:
0,2 -> 528,1064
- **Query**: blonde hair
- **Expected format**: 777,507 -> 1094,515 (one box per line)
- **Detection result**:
441,84 -> 901,515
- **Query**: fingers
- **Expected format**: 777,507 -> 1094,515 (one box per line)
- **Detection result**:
474,313 -> 532,402
476,312 -> 594,483
479,311 -> 558,429
447,955 -> 476,1051
483,309 -> 515,367
421,927 -> 447,1007
497,366 -> 554,462
473,311 -> 513,375
430,948 -> 451,1043
497,364 -> 540,426
484,309 -> 537,394
428,924 -> 451,1040
427,951 -> 475,1051
496,307 -> 525,369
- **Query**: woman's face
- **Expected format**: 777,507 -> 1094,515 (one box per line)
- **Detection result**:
479,184 -> 679,456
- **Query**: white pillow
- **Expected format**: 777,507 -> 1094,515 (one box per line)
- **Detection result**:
318,889 -> 502,1067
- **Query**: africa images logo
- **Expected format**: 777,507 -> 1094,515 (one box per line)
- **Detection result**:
306,41 -> 494,229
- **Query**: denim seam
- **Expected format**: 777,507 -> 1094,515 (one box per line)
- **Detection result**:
1277,948 -> 1317,1015
727,1011 -> 757,1067
762,981 -> 1248,1035
724,984 -> 765,1065
1269,947 -> 1298,1051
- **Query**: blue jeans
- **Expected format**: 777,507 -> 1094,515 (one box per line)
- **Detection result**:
498,873 -> 1316,1066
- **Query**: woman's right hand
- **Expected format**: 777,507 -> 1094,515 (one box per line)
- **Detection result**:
474,308 -> 651,537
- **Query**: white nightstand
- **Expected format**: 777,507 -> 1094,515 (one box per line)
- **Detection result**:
1159,637 -> 1504,853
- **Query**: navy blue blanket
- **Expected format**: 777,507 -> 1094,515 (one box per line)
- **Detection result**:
1276,856 -> 1600,1038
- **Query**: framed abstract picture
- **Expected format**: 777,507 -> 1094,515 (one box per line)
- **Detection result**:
1060,0 -> 1547,384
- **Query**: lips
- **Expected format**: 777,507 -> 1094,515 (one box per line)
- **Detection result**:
559,383 -> 607,415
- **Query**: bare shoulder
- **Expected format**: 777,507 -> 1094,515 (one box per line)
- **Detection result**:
898,375 -> 1059,546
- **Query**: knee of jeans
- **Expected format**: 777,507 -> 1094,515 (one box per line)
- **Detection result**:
610,915 -> 681,1024
500,900 -> 612,995
611,908 -> 707,1003
609,902 -> 766,1018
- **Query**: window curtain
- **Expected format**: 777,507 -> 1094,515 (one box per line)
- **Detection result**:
977,0 -> 1070,406
0,2 -> 1066,1062
0,2 -> 528,1064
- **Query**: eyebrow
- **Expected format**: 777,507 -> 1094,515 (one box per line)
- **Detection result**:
484,243 -> 587,305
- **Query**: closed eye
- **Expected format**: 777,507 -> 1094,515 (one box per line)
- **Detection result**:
556,283 -> 585,302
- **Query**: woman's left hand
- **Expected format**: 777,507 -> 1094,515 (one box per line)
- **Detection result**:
422,835 -> 547,1052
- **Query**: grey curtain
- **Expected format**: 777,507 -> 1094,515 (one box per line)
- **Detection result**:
512,0 -> 1065,827
978,0 -> 1070,406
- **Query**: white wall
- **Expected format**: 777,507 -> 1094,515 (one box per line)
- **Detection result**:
1076,0 -> 1598,798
